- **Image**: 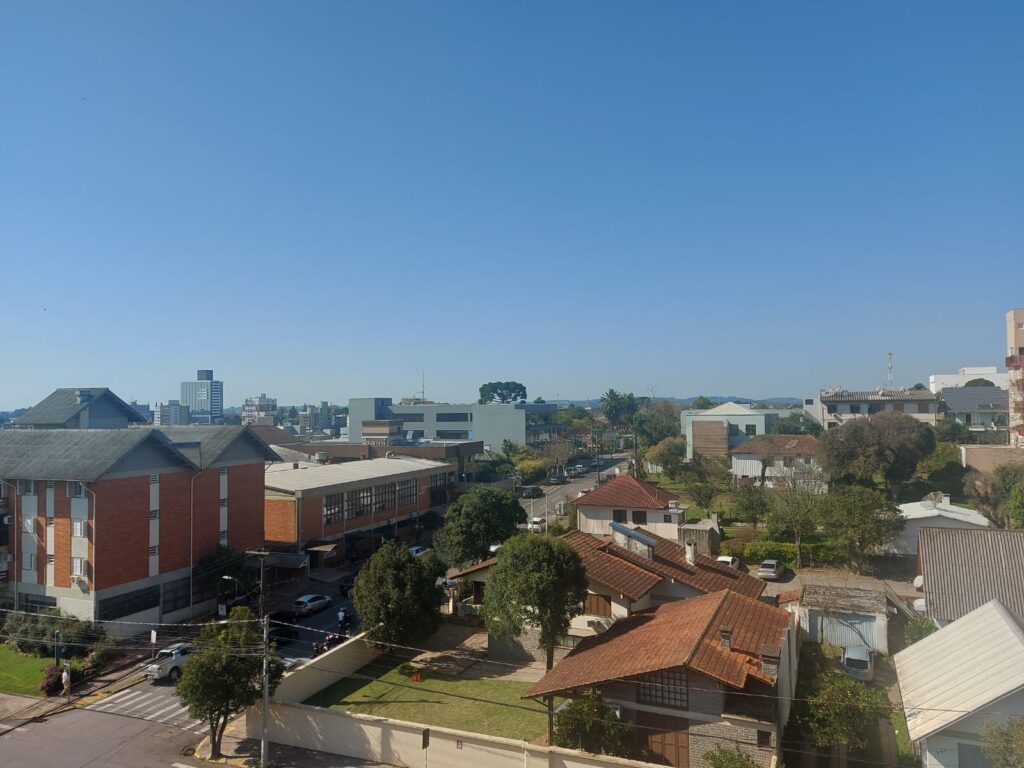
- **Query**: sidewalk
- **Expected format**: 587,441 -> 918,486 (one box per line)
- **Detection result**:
194,716 -> 396,767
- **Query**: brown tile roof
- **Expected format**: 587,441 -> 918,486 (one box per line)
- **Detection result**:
563,531 -> 662,601
448,556 -> 498,580
575,475 -> 678,510
919,528 -> 1024,622
526,591 -> 790,697
820,389 -> 939,402
599,528 -> 765,599
729,434 -> 818,457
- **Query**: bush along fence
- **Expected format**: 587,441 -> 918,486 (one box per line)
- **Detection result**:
718,539 -> 846,567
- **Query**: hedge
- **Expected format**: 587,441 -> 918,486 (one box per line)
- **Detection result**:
719,539 -> 845,567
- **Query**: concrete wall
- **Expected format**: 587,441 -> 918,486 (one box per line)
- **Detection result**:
578,505 -> 682,539
248,700 -> 665,768
273,634 -> 381,704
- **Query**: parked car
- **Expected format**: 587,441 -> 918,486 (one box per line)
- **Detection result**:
143,643 -> 192,683
841,645 -> 875,682
589,459 -> 600,469
756,560 -> 785,580
528,516 -> 545,533
337,571 -> 358,597
268,622 -> 300,646
408,545 -> 430,557
519,486 -> 544,499
488,543 -> 503,554
716,555 -> 741,570
292,594 -> 332,616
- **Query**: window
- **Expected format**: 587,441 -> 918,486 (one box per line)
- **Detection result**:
397,479 -> 417,506
17,593 -> 55,613
1018,322 -> 1024,331
47,515 -> 54,527
893,402 -> 905,412
637,668 -> 688,709
804,399 -> 814,406
745,424 -> 757,437
664,514 -> 672,523
22,516 -> 34,535
72,519 -> 86,538
407,430 -> 425,439
373,483 -> 396,511
965,413 -> 973,426
757,731 -> 771,748
46,480 -> 54,489
826,404 -> 837,414
162,577 -> 191,613
219,530 -> 228,542
148,545 -> 159,557
436,412 -> 470,422
917,402 -> 931,414
728,424 -> 740,437
46,554 -> 55,565
867,403 -> 883,414
584,593 -> 612,617
613,509 -> 627,523
17,480 -> 34,496
783,456 -> 795,468
71,557 -> 85,576
98,584 -> 160,620
431,473 -> 450,489
631,510 -> 647,525
400,413 -> 425,422
848,404 -> 861,414
22,552 -> 34,571
324,493 -> 343,525
67,482 -> 84,498
436,430 -> 470,440
220,467 -> 228,477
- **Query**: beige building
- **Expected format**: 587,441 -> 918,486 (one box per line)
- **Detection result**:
1007,308 -> 1024,447
575,475 -> 689,539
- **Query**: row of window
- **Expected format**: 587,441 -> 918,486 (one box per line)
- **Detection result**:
22,517 -> 90,537
396,412 -> 472,423
21,552 -> 86,576
728,424 -> 758,437
323,479 -> 422,525
11,480 -> 86,497
826,402 -> 932,415
612,509 -> 672,525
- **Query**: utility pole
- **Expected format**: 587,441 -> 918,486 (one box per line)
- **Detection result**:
245,550 -> 270,768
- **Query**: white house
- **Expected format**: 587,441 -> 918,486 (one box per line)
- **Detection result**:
887,493 -> 990,556
729,434 -> 823,490
574,475 -> 688,540
895,600 -> 1024,768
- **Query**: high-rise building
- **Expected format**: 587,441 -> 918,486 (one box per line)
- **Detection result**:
180,369 -> 224,424
1007,309 -> 1024,447
241,393 -> 277,426
153,400 -> 191,426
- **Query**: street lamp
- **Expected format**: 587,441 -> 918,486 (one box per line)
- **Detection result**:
243,550 -> 270,768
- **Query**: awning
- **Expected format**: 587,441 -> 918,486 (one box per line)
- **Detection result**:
266,552 -> 309,570
306,543 -> 340,553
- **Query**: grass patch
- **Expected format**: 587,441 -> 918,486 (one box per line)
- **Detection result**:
0,644 -> 49,696
307,658 -> 551,741
890,706 -> 916,766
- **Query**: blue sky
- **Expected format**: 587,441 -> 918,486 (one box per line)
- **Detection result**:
2,2 -> 1021,409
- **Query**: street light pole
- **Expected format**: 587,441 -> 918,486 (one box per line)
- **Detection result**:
245,550 -> 270,768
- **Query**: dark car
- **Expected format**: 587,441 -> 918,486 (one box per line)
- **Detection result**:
268,623 -> 300,646
519,486 -> 544,499
338,572 -> 358,597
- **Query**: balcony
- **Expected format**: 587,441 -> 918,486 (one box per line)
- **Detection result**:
1007,355 -> 1023,370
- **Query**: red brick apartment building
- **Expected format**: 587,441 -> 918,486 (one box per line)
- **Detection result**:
0,426 -> 277,630
263,456 -> 454,560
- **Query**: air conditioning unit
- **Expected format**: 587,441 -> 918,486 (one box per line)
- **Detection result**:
70,575 -> 86,585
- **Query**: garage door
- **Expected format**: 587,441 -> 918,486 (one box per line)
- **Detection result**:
823,612 -> 876,650
635,711 -> 688,768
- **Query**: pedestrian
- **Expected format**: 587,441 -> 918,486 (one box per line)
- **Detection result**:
61,666 -> 71,699
337,606 -> 347,631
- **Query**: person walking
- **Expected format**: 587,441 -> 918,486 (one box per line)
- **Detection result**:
337,606 -> 347,631
61,666 -> 71,700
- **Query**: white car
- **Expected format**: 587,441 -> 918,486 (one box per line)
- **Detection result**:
408,545 -> 430,557
143,643 -> 192,683
716,555 -> 741,570
527,517 -> 545,533
292,594 -> 331,616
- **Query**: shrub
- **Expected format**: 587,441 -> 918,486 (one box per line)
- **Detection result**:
743,541 -> 797,566
905,617 -> 937,645
39,665 -> 66,696
718,540 -> 746,559
84,637 -> 120,671
3,610 -> 106,659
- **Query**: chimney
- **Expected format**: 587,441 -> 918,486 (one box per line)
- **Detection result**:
292,463 -> 299,470
75,389 -> 92,405
684,540 -> 696,565
718,626 -> 732,649
760,644 -> 781,678
941,494 -> 951,506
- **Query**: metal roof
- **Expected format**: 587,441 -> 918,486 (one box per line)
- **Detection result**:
153,425 -> 279,468
263,456 -> 453,495
898,499 -> 990,527
919,528 -> 1024,622
895,600 -> 1024,741
820,389 -> 939,402
939,386 -> 1009,414
701,402 -> 760,416
14,388 -> 149,427
800,584 -> 886,614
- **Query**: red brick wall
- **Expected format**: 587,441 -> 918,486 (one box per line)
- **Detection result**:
191,469 -> 222,563
52,484 -> 71,588
227,463 -> 265,552
298,496 -> 323,545
92,476 -> 150,590
265,498 -> 297,543
159,470 -> 193,573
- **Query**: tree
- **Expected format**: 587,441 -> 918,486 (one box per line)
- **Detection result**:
479,381 -> 527,404
690,395 -> 717,410
1007,480 -> 1024,529
965,462 -> 1024,526
645,437 -> 687,479
176,606 -> 284,758
601,389 -> 640,429
818,486 -> 902,573
872,411 -> 936,497
766,485 -> 824,567
482,534 -> 587,736
904,617 -> 937,645
351,541 -> 442,645
817,419 -> 882,487
933,416 -> 973,444
689,482 -> 718,512
983,716 -> 1024,768
733,485 -> 770,530
703,745 -> 760,768
770,411 -> 822,437
633,400 -> 681,446
798,673 -> 889,750
965,378 -> 996,387
534,397 -> 546,403
433,487 -> 526,567
552,690 -> 640,759
911,382 -> 928,390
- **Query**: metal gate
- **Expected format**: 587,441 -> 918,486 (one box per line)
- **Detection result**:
821,611 -> 877,650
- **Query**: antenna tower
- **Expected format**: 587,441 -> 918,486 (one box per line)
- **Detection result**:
887,352 -> 894,390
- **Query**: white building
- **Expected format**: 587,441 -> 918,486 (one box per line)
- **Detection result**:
574,475 -> 688,540
241,393 -> 277,426
152,400 -> 190,426
928,365 -> 1009,393
887,494 -> 990,556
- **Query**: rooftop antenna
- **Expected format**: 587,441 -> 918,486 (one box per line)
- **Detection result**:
887,352 -> 894,390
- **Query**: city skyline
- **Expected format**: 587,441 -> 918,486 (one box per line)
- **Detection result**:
2,3 -> 1021,410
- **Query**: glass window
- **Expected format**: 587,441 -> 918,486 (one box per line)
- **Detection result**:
849,404 -> 861,414
436,412 -> 470,422
637,668 -> 688,709
22,552 -> 34,571
324,493 -> 343,525
67,482 -> 84,498
162,577 -> 191,614
400,413 -> 425,422
663,514 -> 672,523
99,585 -> 160,620
72,519 -> 86,538
613,509 -> 627,523
631,510 -> 647,525
373,483 -> 396,511
917,402 -> 931,414
728,424 -> 740,437
436,430 -> 470,440
397,479 -> 417,506
71,557 -> 85,576
745,424 -> 757,437
18,480 -> 35,496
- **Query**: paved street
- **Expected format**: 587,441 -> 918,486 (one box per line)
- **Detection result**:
84,679 -> 206,734
519,454 -> 630,531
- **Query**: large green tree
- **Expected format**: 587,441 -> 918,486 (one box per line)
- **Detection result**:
632,400 -> 681,446
872,411 -> 936,497
645,437 -> 687,480
933,416 -> 973,444
351,541 -> 442,646
818,486 -> 902,572
817,418 -> 883,486
798,673 -> 889,750
433,486 -> 526,567
482,534 -> 587,736
479,381 -> 528,404
176,606 -> 284,758
983,716 -> 1024,768
771,411 -> 823,437
552,690 -> 640,759
690,395 -> 717,410
703,745 -> 760,768
766,486 -> 825,567
733,485 -> 770,531
965,462 -> 1024,527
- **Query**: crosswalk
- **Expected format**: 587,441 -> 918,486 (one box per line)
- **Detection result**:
84,687 -> 207,734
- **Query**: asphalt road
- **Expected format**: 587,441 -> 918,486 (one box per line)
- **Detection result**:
518,454 -> 630,532
270,591 -> 358,662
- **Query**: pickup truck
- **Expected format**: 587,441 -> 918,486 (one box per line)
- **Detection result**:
143,642 -> 192,683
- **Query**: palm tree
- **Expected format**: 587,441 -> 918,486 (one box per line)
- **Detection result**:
601,389 -> 623,426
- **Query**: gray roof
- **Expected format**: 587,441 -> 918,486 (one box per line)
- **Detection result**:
820,389 -> 939,403
14,388 -> 149,427
0,429 -> 196,481
939,386 -> 1009,414
801,584 -> 887,614
919,528 -> 1024,622
152,425 -> 280,468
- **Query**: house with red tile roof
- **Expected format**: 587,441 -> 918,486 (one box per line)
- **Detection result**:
575,474 -> 690,539
729,434 -> 824,491
526,590 -> 797,768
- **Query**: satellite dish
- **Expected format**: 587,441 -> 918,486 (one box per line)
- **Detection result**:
921,491 -> 944,509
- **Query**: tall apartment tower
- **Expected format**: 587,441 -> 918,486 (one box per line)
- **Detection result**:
1007,309 -> 1024,447
180,369 -> 224,424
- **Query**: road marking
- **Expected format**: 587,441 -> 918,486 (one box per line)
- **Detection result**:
148,701 -> 184,720
172,763 -> 198,768
90,689 -> 139,707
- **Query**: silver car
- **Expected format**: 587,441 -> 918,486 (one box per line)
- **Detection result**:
292,594 -> 331,616
841,645 -> 875,682
756,560 -> 785,580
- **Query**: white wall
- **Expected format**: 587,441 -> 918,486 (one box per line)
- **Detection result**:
273,634 -> 381,704
578,505 -> 681,539
888,516 -> 988,556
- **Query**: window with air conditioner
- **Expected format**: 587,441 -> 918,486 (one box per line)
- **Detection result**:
71,557 -> 85,577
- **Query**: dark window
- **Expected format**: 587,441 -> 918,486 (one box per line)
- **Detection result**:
613,509 -> 627,523
849,404 -> 861,414
965,413 -> 973,426
868,403 -> 883,414
324,493 -> 343,525
632,510 -> 647,525
804,399 -> 814,406
436,430 -> 469,440
162,577 -> 191,614
745,424 -> 757,437
826,404 -> 837,414
728,424 -> 740,437
917,402 -> 931,414
397,479 -> 417,507
584,593 -> 612,617
99,585 -> 161,620
373,483 -> 396,512
893,402 -> 905,412
401,413 -> 425,422
783,456 -> 795,468
408,430 -> 425,439
436,412 -> 470,422
757,731 -> 771,748
664,514 -> 672,523
430,473 -> 450,489
17,593 -> 56,613
637,668 -> 688,709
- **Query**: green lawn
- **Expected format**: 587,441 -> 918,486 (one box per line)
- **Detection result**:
307,658 -> 550,741
0,645 -> 49,696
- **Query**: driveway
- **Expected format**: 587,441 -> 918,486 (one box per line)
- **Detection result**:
758,565 -> 918,602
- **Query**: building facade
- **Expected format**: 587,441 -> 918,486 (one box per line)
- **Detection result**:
13,388 -> 150,430
153,400 -> 191,426
575,475 -> 689,540
180,369 -> 224,424
1008,308 -> 1024,447
680,403 -> 783,460
812,389 -> 941,429
241,394 -> 278,426
928,365 -> 1009,393
0,426 -> 277,631
939,386 -> 1009,433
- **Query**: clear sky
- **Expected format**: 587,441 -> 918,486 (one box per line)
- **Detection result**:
2,2 -> 1021,410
